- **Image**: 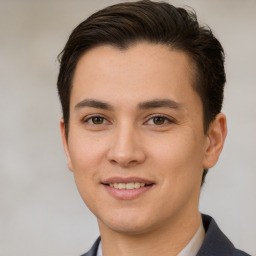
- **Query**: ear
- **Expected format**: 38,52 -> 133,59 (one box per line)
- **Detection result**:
203,113 -> 227,169
60,119 -> 74,172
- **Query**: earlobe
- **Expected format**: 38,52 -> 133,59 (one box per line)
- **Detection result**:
203,113 -> 227,169
60,119 -> 74,172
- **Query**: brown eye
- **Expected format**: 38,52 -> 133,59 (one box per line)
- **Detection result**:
152,116 -> 166,125
89,116 -> 105,124
145,115 -> 174,126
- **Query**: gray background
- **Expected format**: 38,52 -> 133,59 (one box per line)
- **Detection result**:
0,0 -> 255,255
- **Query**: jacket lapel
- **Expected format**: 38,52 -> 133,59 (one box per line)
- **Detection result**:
81,237 -> 101,256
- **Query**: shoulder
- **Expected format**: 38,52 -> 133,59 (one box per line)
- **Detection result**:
81,237 -> 101,256
198,214 -> 251,256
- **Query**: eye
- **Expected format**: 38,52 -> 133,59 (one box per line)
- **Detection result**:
146,115 -> 174,126
152,116 -> 167,125
84,116 -> 107,125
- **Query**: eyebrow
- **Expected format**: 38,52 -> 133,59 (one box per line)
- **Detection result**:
138,99 -> 183,110
75,99 -> 114,110
74,98 -> 183,111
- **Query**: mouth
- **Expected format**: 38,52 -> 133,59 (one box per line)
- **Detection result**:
101,177 -> 155,200
108,182 -> 148,189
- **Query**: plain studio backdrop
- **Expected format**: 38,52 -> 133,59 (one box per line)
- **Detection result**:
0,0 -> 255,255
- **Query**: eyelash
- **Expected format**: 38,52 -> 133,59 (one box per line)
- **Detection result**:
83,115 -> 109,125
83,114 -> 175,127
145,114 -> 175,126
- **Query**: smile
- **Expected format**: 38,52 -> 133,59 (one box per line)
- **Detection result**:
109,182 -> 146,189
102,177 -> 154,200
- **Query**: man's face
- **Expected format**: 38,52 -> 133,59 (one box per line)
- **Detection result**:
61,42 -> 219,235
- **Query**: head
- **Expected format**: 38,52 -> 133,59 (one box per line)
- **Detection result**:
57,0 -> 227,236
57,0 -> 226,185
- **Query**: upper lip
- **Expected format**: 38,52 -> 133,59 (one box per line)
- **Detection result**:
102,176 -> 155,185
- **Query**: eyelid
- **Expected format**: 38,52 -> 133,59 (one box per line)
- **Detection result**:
81,113 -> 176,126
144,114 -> 176,125
82,114 -> 110,124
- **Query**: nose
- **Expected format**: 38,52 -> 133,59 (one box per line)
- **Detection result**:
107,124 -> 146,168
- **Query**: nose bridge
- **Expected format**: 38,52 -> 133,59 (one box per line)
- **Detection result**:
107,120 -> 145,167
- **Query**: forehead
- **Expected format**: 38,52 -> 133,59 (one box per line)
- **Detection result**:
71,42 -> 200,110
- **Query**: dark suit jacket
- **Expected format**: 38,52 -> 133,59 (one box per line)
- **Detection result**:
81,214 -> 250,256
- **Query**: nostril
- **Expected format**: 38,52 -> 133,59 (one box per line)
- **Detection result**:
109,158 -> 140,168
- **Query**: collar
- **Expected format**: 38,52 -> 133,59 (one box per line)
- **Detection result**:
177,220 -> 205,256
96,240 -> 102,256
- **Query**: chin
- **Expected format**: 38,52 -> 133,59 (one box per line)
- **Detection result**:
97,209 -> 161,235
104,220 -> 151,235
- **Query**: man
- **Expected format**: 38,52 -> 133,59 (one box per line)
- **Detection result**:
57,1 -> 250,255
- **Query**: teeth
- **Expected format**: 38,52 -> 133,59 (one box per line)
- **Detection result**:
126,183 -> 134,189
134,182 -> 140,188
118,183 -> 126,189
109,182 -> 147,189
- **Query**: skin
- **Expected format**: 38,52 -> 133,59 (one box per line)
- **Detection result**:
61,42 -> 227,256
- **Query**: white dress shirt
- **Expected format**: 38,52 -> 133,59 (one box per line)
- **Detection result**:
177,221 -> 205,256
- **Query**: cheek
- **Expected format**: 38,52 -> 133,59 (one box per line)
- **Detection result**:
67,134 -> 106,200
151,133 -> 204,212
68,131 -> 106,172
68,135 -> 105,210
152,131 -> 205,183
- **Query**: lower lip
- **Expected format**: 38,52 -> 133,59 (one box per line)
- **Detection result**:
103,184 -> 153,200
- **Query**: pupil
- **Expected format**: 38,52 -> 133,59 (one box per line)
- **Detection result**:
93,117 -> 103,124
153,117 -> 164,125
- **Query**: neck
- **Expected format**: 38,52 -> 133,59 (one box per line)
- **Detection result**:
98,210 -> 202,256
